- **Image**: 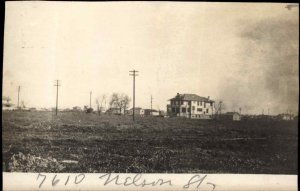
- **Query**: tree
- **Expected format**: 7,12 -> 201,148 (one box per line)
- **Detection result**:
120,95 -> 131,115
84,105 -> 93,113
213,100 -> 226,119
109,93 -> 131,115
96,94 -> 106,116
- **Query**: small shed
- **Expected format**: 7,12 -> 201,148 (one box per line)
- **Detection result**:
223,112 -> 241,121
144,109 -> 159,116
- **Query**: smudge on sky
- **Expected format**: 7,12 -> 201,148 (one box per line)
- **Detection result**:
218,16 -> 299,114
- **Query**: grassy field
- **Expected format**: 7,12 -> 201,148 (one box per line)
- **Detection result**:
2,110 -> 298,174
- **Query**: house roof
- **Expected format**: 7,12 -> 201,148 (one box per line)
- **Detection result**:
169,93 -> 214,102
129,107 -> 143,110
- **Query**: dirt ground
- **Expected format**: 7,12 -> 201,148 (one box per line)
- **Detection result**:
2,110 -> 298,174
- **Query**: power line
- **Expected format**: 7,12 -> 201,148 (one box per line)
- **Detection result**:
129,70 -> 138,121
54,80 -> 61,116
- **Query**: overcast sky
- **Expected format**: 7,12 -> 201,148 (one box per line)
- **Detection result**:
3,2 -> 299,114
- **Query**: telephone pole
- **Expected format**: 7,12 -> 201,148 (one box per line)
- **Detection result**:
129,70 -> 138,121
219,101 -> 223,116
17,86 -> 21,108
54,80 -> 61,116
90,91 -> 92,108
151,95 -> 153,116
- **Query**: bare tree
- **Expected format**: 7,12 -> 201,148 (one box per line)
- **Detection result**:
96,94 -> 106,116
213,100 -> 225,119
121,95 -> 131,115
109,93 -> 131,115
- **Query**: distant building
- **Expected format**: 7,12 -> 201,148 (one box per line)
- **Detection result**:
106,107 -> 123,115
144,109 -> 159,116
2,96 -> 14,110
128,107 -> 145,116
221,112 -> 241,121
29,107 -> 37,112
277,113 -> 294,121
72,106 -> 82,111
2,103 -> 14,110
167,93 -> 215,119
38,108 -> 50,111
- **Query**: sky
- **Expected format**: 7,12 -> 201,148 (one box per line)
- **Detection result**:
2,2 -> 299,115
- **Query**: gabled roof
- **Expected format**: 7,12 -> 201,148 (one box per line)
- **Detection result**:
129,107 -> 143,110
169,93 -> 214,102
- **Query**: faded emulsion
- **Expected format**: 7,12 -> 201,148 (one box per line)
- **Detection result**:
2,1 -> 299,185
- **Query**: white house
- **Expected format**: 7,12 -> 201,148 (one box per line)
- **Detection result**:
277,113 -> 294,121
167,93 -> 215,119
144,109 -> 160,116
106,107 -> 123,115
128,107 -> 145,116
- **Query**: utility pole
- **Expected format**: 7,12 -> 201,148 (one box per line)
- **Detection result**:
90,91 -> 92,108
219,101 -> 223,116
151,95 -> 153,116
129,70 -> 138,121
17,86 -> 21,108
54,80 -> 61,116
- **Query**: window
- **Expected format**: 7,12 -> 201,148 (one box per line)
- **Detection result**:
204,103 -> 206,108
210,102 -> 213,106
188,108 -> 191,112
172,107 -> 175,113
192,106 -> 195,110
197,108 -> 202,112
200,101 -> 202,106
206,109 -> 209,113
181,101 -> 183,105
182,108 -> 186,113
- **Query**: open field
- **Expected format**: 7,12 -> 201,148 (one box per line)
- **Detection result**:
2,110 -> 298,174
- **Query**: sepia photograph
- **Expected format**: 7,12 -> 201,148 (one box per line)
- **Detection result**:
2,1 -> 298,180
